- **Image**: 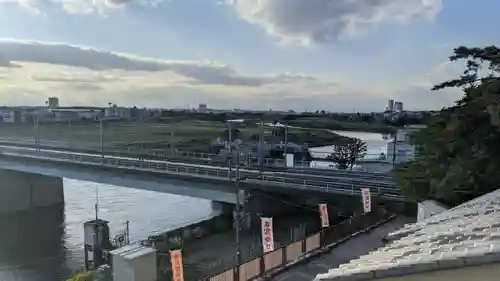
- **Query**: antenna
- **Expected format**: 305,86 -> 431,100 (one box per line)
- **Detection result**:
95,185 -> 99,221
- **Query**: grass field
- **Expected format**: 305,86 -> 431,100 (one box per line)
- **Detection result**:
0,120 -> 343,152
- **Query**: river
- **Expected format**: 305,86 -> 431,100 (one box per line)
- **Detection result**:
0,130 -> 386,281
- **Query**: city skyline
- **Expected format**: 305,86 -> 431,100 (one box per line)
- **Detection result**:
0,0 -> 498,112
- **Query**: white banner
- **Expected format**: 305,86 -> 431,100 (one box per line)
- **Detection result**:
361,188 -> 372,213
261,217 -> 275,253
319,204 -> 330,228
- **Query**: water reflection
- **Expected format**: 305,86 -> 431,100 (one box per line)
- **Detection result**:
0,203 -> 70,281
310,130 -> 389,159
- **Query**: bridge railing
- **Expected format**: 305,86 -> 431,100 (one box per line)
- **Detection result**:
0,147 -> 230,178
0,147 -> 402,199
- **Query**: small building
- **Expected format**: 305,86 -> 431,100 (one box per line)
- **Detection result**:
417,200 -> 448,221
110,244 -> 157,281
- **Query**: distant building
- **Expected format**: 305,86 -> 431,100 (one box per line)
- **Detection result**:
0,110 -> 21,123
198,103 -> 208,112
387,99 -> 395,112
47,97 -> 59,109
394,101 -> 403,112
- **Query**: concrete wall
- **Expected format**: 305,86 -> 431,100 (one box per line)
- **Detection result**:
0,169 -> 64,214
147,213 -> 233,252
380,262 -> 500,281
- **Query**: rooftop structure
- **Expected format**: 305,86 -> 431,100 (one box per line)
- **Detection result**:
315,188 -> 500,281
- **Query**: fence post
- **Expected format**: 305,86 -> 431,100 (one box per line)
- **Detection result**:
259,256 -> 265,278
301,234 -> 307,255
233,265 -> 239,281
282,244 -> 287,267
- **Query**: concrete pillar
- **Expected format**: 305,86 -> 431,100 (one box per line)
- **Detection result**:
0,169 -> 64,214
212,200 -> 252,231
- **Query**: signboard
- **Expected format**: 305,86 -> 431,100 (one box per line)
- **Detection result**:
361,188 -> 372,213
170,249 -> 185,281
319,204 -> 330,228
261,217 -> 275,253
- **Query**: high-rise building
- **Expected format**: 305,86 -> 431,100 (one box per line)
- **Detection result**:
387,99 -> 395,112
47,97 -> 59,109
394,101 -> 404,112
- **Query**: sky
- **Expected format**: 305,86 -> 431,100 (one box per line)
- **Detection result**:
0,0 -> 499,112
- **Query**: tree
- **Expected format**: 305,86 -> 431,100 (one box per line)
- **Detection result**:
393,45 -> 500,206
327,138 -> 367,170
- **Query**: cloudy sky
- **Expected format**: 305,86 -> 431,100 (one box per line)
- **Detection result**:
0,0 -> 498,112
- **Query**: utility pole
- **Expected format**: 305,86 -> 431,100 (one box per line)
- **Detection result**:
170,125 -> 175,157
34,116 -> 40,151
228,123 -> 233,180
392,131 -> 397,167
258,121 -> 264,171
284,123 -> 288,167
139,110 -> 144,156
235,149 -> 242,267
68,118 -> 72,149
99,118 -> 104,161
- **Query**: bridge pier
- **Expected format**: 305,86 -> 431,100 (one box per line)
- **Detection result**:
0,169 -> 64,214
213,190 -> 307,230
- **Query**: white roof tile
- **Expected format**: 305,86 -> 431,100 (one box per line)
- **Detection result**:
315,189 -> 500,280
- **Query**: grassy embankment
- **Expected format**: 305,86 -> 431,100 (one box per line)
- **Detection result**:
0,120 -> 345,153
285,117 -> 395,134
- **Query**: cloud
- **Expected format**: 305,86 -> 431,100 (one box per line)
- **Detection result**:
0,39 -> 272,86
0,39 -> 461,111
231,0 -> 443,45
8,0 -> 163,15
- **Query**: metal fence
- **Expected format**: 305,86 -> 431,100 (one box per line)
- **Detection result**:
201,209 -> 393,281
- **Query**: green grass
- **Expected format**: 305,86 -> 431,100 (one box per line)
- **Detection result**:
0,120 -> 345,152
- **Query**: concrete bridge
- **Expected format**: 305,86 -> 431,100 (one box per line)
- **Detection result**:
0,144 -> 402,219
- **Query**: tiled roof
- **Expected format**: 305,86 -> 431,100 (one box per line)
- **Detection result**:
315,189 -> 500,280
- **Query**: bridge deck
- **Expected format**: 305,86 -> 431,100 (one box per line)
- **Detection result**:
0,145 -> 403,201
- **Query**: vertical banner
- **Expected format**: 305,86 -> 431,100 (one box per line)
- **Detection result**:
170,249 -> 185,281
261,217 -> 275,253
319,204 -> 330,228
361,188 -> 372,213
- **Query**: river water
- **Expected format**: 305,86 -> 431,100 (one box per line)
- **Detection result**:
0,130 -> 386,281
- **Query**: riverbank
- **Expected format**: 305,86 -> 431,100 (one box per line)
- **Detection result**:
286,118 -> 395,134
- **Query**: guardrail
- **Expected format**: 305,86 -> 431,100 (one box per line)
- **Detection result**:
247,175 -> 399,196
0,147 -> 402,199
202,209 -> 394,281
0,147 -> 232,179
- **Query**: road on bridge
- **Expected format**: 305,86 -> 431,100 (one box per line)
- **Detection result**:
0,143 -> 402,200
